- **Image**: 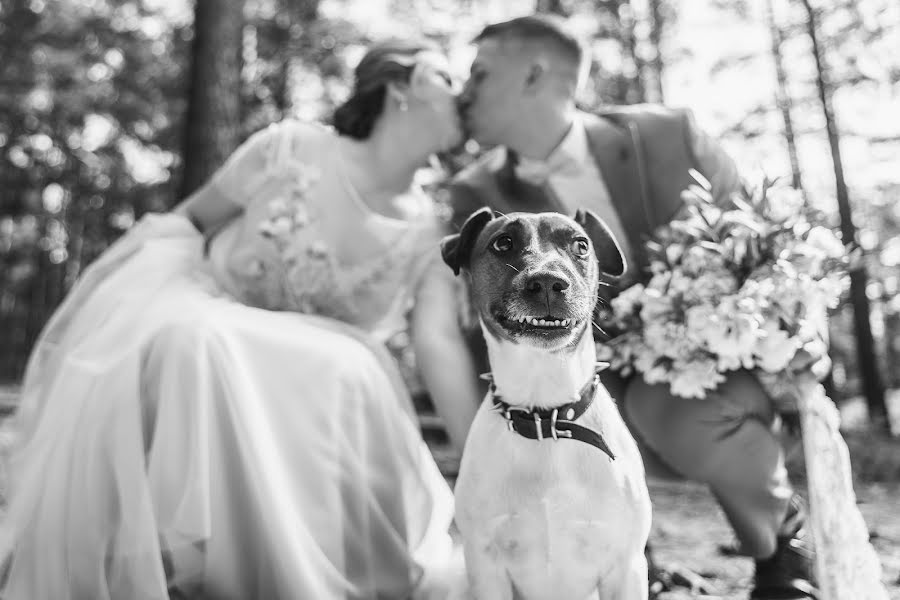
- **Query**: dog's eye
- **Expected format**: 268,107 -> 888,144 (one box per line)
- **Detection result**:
491,235 -> 513,253
570,238 -> 590,257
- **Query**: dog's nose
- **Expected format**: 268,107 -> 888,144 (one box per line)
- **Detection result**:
523,272 -> 570,294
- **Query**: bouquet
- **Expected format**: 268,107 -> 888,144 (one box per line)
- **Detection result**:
597,170 -> 852,405
598,171 -> 890,600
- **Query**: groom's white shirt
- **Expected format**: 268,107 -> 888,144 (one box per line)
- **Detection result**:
513,115 -> 634,268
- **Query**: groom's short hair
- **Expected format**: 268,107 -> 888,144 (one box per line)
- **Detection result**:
474,15 -> 585,74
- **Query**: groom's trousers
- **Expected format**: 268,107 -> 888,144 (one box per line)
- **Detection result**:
600,370 -> 794,560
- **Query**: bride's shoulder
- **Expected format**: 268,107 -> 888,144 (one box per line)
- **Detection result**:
250,118 -> 337,155
271,118 -> 336,143
243,118 -> 339,172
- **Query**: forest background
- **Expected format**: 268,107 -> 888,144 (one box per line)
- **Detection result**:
1,0 -> 898,431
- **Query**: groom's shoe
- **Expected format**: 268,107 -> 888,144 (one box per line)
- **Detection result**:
750,495 -> 819,600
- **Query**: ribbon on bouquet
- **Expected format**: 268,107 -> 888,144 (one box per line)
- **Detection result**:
797,381 -> 889,600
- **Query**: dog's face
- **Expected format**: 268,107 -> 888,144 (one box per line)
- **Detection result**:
442,209 -> 626,351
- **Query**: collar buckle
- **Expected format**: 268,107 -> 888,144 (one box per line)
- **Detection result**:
550,408 -> 573,441
502,405 -> 529,432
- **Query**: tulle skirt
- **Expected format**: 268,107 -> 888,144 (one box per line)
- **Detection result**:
0,213 -> 454,600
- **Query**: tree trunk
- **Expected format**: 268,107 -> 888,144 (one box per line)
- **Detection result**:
646,0 -> 665,103
765,0 -> 804,194
884,308 -> 900,391
279,0 -> 320,114
619,0 -> 646,104
799,0 -> 888,431
179,0 -> 245,200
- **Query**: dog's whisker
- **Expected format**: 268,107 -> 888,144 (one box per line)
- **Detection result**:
591,320 -> 612,337
589,294 -> 612,309
505,263 -> 520,273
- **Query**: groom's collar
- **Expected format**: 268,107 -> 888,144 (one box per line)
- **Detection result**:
505,114 -> 589,180
492,110 -> 653,266
551,114 -> 589,169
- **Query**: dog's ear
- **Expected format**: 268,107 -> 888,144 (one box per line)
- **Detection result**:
440,207 -> 494,275
574,209 -> 626,278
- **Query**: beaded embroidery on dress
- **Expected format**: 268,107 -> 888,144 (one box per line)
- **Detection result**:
209,120 -> 442,335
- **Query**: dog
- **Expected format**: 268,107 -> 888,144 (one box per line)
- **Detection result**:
441,208 -> 652,600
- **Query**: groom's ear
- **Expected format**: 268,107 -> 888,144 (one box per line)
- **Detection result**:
523,58 -> 549,93
440,207 -> 494,276
525,62 -> 544,88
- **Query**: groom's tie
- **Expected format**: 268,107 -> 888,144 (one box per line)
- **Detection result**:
510,148 -> 634,276
513,154 -> 581,215
514,154 -> 583,186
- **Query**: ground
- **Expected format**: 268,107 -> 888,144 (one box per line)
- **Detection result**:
647,478 -> 900,599
2,385 -> 899,599
432,393 -> 900,599
430,460 -> 900,600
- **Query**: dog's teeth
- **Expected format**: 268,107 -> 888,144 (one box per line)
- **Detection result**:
562,319 -> 570,326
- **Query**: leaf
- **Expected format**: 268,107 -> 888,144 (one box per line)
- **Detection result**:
670,220 -> 710,238
645,240 -> 665,256
730,193 -> 758,215
689,168 -> 712,191
687,183 -> 714,205
721,210 -> 767,234
697,240 -> 726,254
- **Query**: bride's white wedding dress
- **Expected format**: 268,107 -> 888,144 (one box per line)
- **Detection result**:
0,120 -> 455,599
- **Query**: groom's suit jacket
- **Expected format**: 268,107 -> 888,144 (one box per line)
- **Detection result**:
447,105 -> 742,281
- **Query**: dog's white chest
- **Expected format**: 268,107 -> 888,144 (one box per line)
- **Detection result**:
455,399 -> 651,598
479,479 -> 637,561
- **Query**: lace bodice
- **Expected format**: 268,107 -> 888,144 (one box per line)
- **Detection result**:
205,120 -> 443,340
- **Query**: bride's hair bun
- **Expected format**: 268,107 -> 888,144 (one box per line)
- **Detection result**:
332,39 -> 438,140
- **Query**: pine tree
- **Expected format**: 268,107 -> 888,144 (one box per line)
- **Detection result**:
179,0 -> 245,198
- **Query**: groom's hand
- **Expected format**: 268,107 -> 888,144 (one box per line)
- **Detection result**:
774,370 -> 821,437
780,411 -> 803,438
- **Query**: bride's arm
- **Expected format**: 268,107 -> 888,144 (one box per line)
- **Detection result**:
411,259 -> 480,453
173,121 -> 294,234
173,184 -> 243,235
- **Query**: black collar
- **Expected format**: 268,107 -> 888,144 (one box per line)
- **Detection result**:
486,363 -> 616,461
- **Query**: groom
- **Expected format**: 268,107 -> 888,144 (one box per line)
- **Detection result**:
449,14 -> 818,600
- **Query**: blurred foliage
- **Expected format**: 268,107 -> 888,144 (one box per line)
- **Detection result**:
0,0 -> 898,402
0,0 -> 192,376
693,0 -> 900,402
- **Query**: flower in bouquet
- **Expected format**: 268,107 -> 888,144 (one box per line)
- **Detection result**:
598,170 -> 852,403
685,297 -> 760,371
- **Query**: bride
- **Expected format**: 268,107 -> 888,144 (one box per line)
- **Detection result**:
0,39 -> 480,600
